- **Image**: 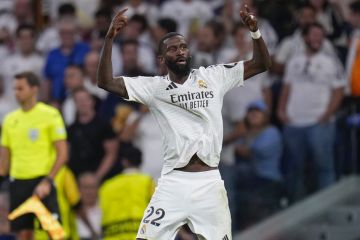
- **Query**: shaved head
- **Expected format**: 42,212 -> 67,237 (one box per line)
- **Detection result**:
157,32 -> 184,55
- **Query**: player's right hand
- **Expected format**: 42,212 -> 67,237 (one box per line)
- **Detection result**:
106,9 -> 128,39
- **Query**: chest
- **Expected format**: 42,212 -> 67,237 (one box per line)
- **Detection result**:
154,77 -> 221,113
290,57 -> 334,84
8,117 -> 50,143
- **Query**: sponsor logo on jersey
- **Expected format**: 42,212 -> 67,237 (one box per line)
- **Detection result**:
166,82 -> 178,90
197,79 -> 207,89
170,91 -> 214,110
222,234 -> 229,240
28,128 -> 39,141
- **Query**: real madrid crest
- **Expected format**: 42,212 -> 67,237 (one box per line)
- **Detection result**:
197,79 -> 207,89
28,129 -> 39,141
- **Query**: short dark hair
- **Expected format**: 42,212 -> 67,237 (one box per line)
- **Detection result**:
94,7 -> 112,20
120,39 -> 139,52
16,24 -> 36,38
130,14 -> 148,33
157,18 -> 177,33
14,72 -> 40,87
157,32 -> 184,55
58,3 -> 76,17
122,146 -> 142,167
350,0 -> 360,13
301,22 -> 325,36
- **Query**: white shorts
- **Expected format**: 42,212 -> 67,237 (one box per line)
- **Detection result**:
136,169 -> 232,240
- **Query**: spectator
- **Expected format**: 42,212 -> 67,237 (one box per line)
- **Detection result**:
44,17 -> 90,104
67,88 -> 118,180
83,51 -> 108,100
234,100 -> 283,230
0,76 -> 17,126
76,172 -> 101,240
1,24 -> 44,103
273,3 -> 337,75
192,20 -> 233,68
62,65 -> 85,126
121,105 -> 163,181
99,146 -> 155,240
159,0 -> 213,39
36,2 -> 77,55
277,23 -> 345,202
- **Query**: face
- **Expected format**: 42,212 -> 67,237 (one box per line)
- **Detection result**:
84,52 -> 99,78
197,26 -> 216,52
234,26 -> 252,50
17,29 -> 34,54
161,36 -> 191,76
59,24 -> 76,48
246,109 -> 267,127
349,11 -> 360,28
122,43 -> 138,70
13,78 -> 37,104
298,7 -> 316,29
78,173 -> 98,207
305,26 -> 325,52
74,90 -> 94,114
64,66 -> 84,91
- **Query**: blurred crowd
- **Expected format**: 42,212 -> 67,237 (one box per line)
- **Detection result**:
0,0 -> 360,238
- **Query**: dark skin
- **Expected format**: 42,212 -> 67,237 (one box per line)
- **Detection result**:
97,7 -> 271,173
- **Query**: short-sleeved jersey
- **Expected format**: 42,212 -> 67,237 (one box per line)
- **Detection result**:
99,171 -> 155,240
1,102 -> 67,179
123,62 -> 244,175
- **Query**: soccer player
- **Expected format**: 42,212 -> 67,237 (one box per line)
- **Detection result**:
97,6 -> 271,240
0,72 -> 68,240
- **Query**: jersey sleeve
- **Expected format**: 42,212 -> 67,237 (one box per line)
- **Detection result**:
201,61 -> 244,94
49,109 -> 67,141
123,76 -> 155,105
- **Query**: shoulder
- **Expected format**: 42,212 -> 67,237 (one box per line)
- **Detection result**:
36,103 -> 62,117
2,109 -> 21,124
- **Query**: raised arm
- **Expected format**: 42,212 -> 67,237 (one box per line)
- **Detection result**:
240,5 -> 272,80
97,9 -> 129,99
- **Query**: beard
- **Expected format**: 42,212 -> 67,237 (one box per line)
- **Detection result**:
165,56 -> 192,76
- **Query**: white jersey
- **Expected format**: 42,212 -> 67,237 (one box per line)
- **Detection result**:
123,61 -> 244,175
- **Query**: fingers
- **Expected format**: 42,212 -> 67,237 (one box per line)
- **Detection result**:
114,8 -> 128,18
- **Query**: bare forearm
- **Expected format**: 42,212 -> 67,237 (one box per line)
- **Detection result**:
0,147 -> 10,176
243,36 -> 272,80
48,141 -> 68,179
97,37 -> 114,90
97,37 -> 129,98
324,88 -> 344,117
95,140 -> 118,180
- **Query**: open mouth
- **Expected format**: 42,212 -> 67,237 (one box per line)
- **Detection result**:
176,58 -> 186,64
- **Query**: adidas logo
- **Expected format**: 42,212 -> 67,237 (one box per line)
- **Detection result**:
222,235 -> 229,240
166,82 -> 178,90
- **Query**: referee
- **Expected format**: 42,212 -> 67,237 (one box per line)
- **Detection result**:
0,72 -> 68,240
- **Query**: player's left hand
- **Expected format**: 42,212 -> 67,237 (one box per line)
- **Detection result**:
240,5 -> 258,32
34,178 -> 52,199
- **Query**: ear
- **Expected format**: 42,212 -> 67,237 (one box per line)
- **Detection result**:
158,55 -> 164,64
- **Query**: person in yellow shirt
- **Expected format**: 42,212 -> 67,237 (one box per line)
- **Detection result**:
99,146 -> 155,240
0,71 -> 68,240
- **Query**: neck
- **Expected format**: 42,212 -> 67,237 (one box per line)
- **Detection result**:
78,111 -> 95,124
21,51 -> 33,57
168,71 -> 189,84
21,98 -> 37,111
